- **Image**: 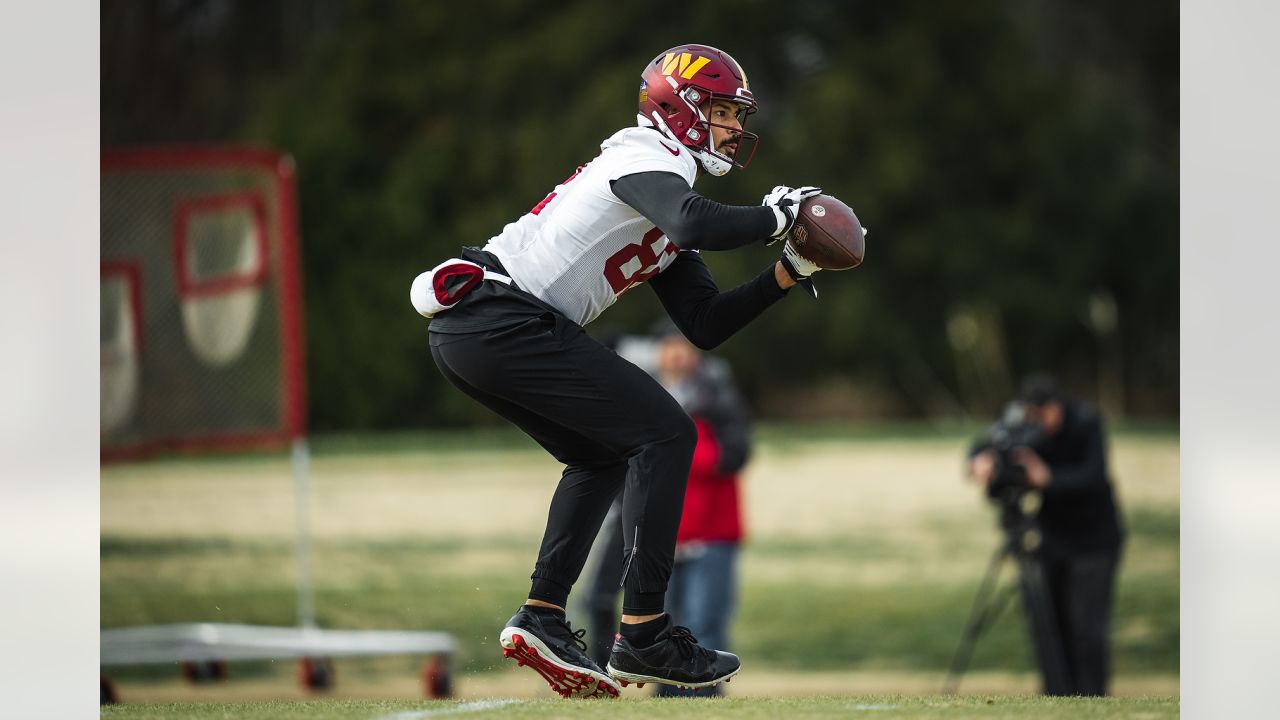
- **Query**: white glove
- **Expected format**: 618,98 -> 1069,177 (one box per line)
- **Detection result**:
761,185 -> 822,244
783,239 -> 822,277
780,238 -> 822,298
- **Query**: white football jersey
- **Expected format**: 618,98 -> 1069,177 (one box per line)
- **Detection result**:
483,126 -> 699,326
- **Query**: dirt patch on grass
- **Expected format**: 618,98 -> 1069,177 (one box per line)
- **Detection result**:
101,450 -> 561,541
102,438 -> 1176,544
742,439 -> 1176,542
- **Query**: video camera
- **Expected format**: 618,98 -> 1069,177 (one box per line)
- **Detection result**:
984,402 -> 1045,506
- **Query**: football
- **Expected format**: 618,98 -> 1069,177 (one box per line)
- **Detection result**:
790,194 -> 866,270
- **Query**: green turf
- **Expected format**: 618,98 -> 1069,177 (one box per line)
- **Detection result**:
101,510 -> 1178,677
102,430 -> 1178,696
99,695 -> 1180,720
726,507 -> 1178,675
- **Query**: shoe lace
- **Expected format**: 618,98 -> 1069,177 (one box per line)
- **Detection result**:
667,625 -> 701,659
553,617 -> 589,652
570,625 -> 588,652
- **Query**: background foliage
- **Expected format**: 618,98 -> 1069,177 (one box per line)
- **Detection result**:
102,0 -> 1178,431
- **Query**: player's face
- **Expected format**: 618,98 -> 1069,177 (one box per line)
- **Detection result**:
706,100 -> 745,158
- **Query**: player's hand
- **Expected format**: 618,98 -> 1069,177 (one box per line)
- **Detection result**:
780,238 -> 822,298
762,185 -> 822,244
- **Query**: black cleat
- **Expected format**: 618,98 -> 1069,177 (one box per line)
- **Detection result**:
499,607 -> 620,699
606,615 -> 740,690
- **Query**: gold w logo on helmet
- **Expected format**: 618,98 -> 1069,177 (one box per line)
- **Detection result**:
661,52 -> 712,80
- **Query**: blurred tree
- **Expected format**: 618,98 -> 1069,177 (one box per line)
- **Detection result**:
101,0 -> 1178,430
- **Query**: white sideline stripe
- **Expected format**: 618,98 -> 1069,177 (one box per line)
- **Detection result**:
376,699 -> 521,720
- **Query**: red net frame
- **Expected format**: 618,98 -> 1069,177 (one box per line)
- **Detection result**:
173,190 -> 271,297
101,146 -> 307,461
100,260 -> 145,355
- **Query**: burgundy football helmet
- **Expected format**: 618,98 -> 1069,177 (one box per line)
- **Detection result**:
638,44 -> 758,176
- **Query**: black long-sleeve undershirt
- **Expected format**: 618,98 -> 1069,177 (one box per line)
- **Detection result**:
610,171 -> 777,251
648,251 -> 787,350
612,172 -> 788,348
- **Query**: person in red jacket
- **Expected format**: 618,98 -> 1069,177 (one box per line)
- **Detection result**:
578,327 -> 752,697
653,329 -> 751,697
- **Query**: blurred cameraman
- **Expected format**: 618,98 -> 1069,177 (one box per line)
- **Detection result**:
967,373 -> 1125,696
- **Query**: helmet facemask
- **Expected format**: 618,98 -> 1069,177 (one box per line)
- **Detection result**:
680,86 -> 759,176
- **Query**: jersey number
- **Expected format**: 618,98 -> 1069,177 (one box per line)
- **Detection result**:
529,166 -> 585,215
604,227 -> 677,296
530,164 -> 675,297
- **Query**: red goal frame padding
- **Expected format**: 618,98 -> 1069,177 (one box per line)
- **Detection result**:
100,260 -> 145,356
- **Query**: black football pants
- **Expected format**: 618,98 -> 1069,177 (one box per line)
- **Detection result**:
430,306 -> 696,615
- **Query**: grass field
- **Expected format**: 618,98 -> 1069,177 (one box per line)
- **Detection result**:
100,696 -> 1181,719
101,425 -> 1178,711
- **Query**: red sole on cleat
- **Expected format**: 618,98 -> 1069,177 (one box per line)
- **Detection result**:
500,631 -> 620,699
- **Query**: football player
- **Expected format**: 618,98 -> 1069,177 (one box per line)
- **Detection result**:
412,44 -> 835,698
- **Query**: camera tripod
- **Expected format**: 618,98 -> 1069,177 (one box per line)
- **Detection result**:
943,493 -> 1071,695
